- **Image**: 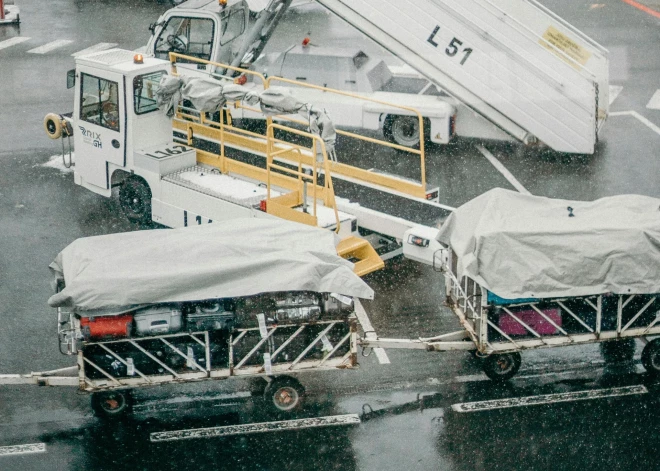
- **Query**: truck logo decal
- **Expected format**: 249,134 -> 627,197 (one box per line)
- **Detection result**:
79,126 -> 102,149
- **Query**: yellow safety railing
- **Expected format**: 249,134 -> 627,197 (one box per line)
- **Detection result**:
166,53 -> 430,200
265,123 -> 341,233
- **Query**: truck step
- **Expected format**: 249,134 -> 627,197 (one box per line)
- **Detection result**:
337,236 -> 385,277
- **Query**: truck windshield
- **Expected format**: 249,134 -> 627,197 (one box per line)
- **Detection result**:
134,71 -> 166,115
219,10 -> 245,45
80,73 -> 120,132
154,16 -> 215,61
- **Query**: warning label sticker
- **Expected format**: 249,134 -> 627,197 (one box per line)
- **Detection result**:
540,26 -> 592,69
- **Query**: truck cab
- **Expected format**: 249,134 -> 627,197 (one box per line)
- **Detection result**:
70,49 -> 187,198
144,0 -> 249,75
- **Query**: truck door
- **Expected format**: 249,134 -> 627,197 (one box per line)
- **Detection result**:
75,71 -> 125,190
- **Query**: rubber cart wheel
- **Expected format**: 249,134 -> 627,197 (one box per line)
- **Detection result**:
44,113 -> 63,140
482,352 -> 521,381
119,177 -> 152,224
91,390 -> 133,419
600,338 -> 636,364
642,339 -> 660,374
264,376 -> 305,415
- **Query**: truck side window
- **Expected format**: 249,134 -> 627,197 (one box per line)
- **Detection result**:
154,17 -> 215,62
219,10 -> 245,45
80,73 -> 120,132
134,71 -> 166,115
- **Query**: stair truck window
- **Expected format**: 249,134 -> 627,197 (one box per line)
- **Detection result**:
219,9 -> 245,45
134,71 -> 166,115
80,73 -> 120,132
154,17 -> 215,61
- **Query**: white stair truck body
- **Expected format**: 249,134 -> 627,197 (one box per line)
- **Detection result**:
314,0 -> 609,154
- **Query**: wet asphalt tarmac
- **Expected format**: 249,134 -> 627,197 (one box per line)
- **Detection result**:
0,0 -> 660,469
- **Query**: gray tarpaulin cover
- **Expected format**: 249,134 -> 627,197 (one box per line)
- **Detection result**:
436,188 -> 660,299
48,219 -> 373,314
156,76 -> 336,158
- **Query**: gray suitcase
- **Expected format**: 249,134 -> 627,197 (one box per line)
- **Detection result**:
134,305 -> 183,336
186,310 -> 235,332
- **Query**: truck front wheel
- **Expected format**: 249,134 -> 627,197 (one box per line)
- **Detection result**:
119,177 -> 152,224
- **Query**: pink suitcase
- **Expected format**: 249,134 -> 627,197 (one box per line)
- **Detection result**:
498,308 -> 561,335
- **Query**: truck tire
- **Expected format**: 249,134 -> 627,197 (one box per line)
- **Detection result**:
264,376 -> 305,415
44,113 -> 63,140
642,339 -> 660,374
383,115 -> 430,148
119,177 -> 152,224
482,352 -> 521,381
600,338 -> 636,363
91,390 -> 133,419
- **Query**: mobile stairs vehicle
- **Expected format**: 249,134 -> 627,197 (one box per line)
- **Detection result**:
142,0 -> 609,154
0,220 -> 374,418
44,48 -> 452,277
361,189 -> 660,381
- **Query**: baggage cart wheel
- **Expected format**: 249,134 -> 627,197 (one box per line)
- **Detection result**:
91,390 -> 133,419
264,376 -> 305,415
119,176 -> 152,224
482,352 -> 521,381
641,339 -> 660,374
600,338 -> 636,363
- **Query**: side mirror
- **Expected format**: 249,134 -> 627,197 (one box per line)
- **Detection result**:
66,69 -> 76,89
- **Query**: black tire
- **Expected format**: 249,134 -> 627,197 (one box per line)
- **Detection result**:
600,338 -> 636,364
642,339 -> 660,374
383,115 -> 430,148
91,390 -> 133,419
482,352 -> 521,382
264,376 -> 305,415
119,177 -> 152,224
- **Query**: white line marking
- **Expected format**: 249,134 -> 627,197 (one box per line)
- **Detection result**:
72,42 -> 117,57
28,39 -> 74,54
150,414 -> 361,442
0,36 -> 31,51
646,90 -> 660,110
354,300 -> 391,365
451,385 -> 647,413
134,391 -> 252,410
609,85 -> 623,106
610,110 -> 660,137
476,145 -> 531,195
0,443 -> 46,457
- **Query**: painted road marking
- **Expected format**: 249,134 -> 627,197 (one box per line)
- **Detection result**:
646,90 -> 660,110
476,145 -> 531,195
610,110 -> 660,137
354,300 -> 391,365
451,385 -> 647,413
621,0 -> 660,19
72,42 -> 118,57
609,85 -> 623,106
28,39 -> 74,54
150,414 -> 361,442
0,36 -> 31,51
0,443 -> 46,457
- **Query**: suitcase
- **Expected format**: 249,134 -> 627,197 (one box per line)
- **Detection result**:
186,310 -> 235,332
498,308 -> 561,336
134,305 -> 183,336
80,314 -> 133,341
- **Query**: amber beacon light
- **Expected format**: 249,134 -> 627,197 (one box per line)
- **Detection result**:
133,54 -> 144,64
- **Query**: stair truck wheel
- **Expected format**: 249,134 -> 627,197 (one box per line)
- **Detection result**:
482,352 -> 522,381
44,113 -> 63,139
91,390 -> 133,419
642,339 -> 660,374
600,338 -> 636,364
383,115 -> 430,148
119,176 -> 152,224
264,376 -> 305,415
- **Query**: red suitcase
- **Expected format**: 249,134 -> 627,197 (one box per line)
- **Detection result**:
80,314 -> 133,340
